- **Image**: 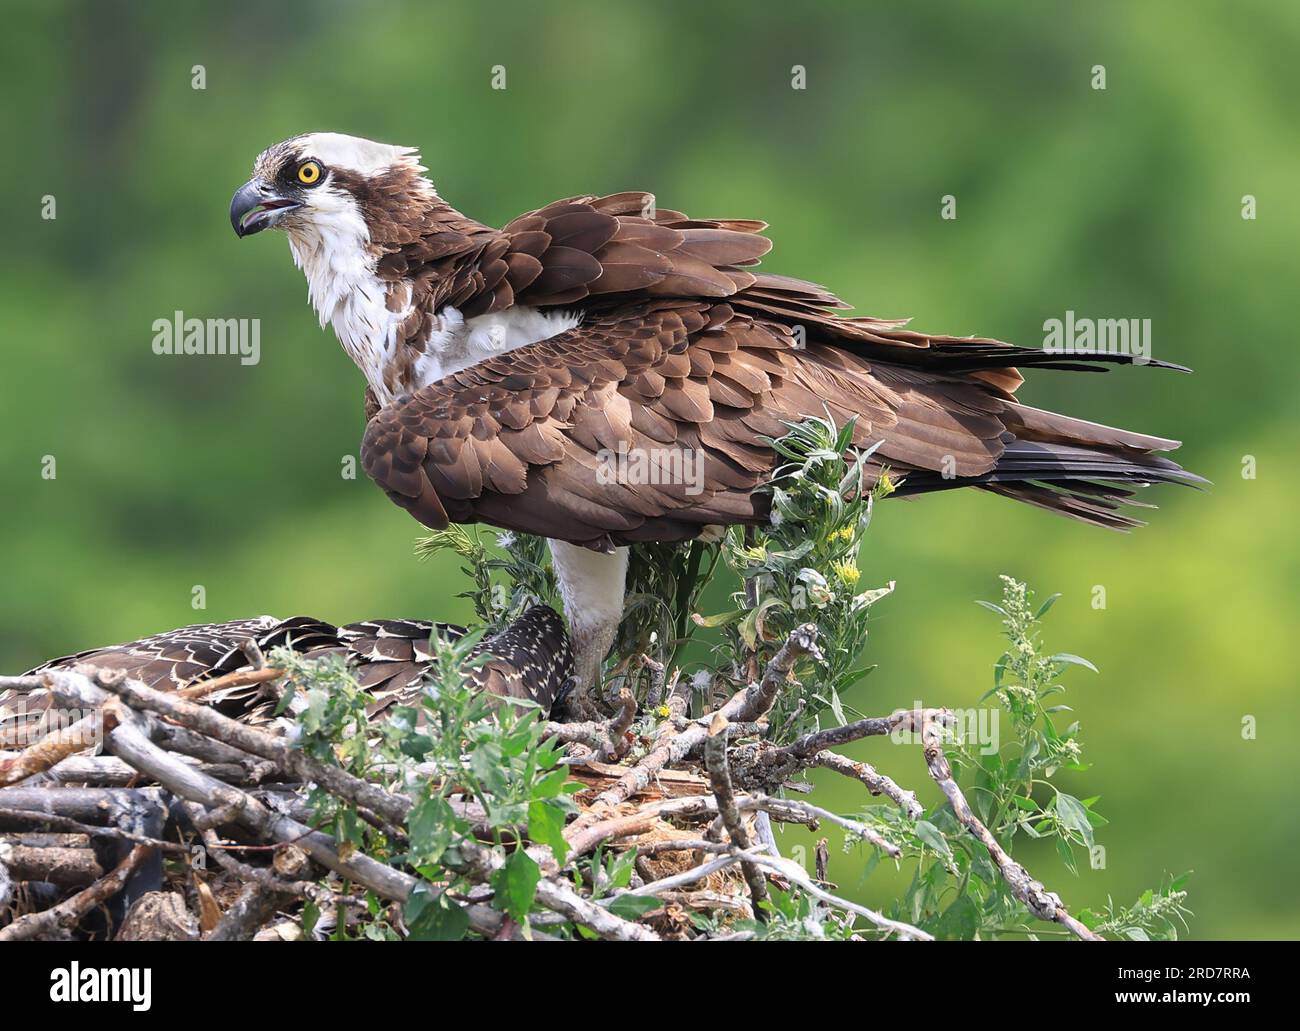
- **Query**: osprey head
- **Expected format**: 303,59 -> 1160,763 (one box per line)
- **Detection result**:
229,132 -> 430,240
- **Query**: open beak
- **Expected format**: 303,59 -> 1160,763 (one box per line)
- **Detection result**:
230,180 -> 301,238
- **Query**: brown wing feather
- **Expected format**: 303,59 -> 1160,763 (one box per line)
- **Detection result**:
357,188 -> 1196,542
361,299 -> 1084,548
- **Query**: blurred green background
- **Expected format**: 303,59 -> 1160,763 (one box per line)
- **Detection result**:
1,0 -> 1295,938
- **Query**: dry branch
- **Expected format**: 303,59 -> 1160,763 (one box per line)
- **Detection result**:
115,891 -> 200,941
917,715 -> 1103,942
704,714 -> 768,914
0,839 -> 103,888
542,688 -> 636,761
177,665 -> 284,702
0,843 -> 153,942
568,624 -> 821,836
206,882 -> 298,942
79,678 -> 654,941
809,750 -> 922,818
0,707 -> 117,787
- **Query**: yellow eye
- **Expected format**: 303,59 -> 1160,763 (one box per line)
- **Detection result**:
297,160 -> 322,185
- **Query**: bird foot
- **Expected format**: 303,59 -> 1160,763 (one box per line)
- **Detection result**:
555,676 -> 608,722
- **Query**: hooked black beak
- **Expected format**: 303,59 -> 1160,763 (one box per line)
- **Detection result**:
230,180 -> 301,238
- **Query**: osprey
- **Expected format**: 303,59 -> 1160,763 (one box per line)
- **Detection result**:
3,606 -> 573,743
231,132 -> 1197,707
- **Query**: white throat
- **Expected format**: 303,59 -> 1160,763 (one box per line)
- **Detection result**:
285,203 -> 374,337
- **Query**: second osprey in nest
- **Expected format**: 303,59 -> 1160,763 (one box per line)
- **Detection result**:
5,606 -> 572,743
231,132 -> 1197,705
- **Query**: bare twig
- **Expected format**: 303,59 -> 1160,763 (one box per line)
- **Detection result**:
0,843 -> 154,941
0,707 -> 118,787
810,750 -> 923,818
205,882 -> 297,942
611,847 -> 761,900
181,801 -> 318,900
176,665 -> 284,702
739,624 -> 822,721
569,625 -> 821,832
815,838 -> 829,883
744,851 -> 931,941
543,688 -> 636,762
0,839 -> 103,888
704,713 -> 768,915
751,796 -> 901,859
640,654 -> 669,710
918,715 -> 1102,942
87,688 -> 652,941
76,671 -> 412,833
775,709 -> 925,758
0,752 -> 252,788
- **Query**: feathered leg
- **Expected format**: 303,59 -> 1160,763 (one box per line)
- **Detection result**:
548,541 -> 629,715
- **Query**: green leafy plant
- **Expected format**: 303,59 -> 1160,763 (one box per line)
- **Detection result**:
416,526 -> 556,628
697,413 -> 895,741
275,627 -> 579,940
851,574 -> 1192,939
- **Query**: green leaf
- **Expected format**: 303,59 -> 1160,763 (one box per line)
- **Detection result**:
527,799 -> 570,866
934,894 -> 979,940
470,739 -> 507,794
491,850 -> 541,923
833,664 -> 878,693
408,793 -> 456,864
405,884 -> 471,941
1054,791 -> 1095,849
605,849 -> 637,890
1055,835 -> 1079,876
532,766 -> 572,800
1034,593 -> 1061,618
829,687 -> 846,726
692,609 -> 745,628
1051,653 -> 1098,674
914,820 -> 952,858
607,894 -> 661,920
301,899 -> 320,937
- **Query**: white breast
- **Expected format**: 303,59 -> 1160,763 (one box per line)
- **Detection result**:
288,225 -> 579,406
355,297 -> 579,405
411,307 -> 582,393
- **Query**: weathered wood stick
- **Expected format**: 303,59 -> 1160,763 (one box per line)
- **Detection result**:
205,882 -> 298,942
569,624 -> 821,832
0,708 -> 117,787
703,713 -> 768,916
0,844 -> 154,942
0,840 -> 103,888
918,714 -> 1103,942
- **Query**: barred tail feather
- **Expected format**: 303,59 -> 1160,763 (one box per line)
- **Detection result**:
892,406 -> 1205,530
